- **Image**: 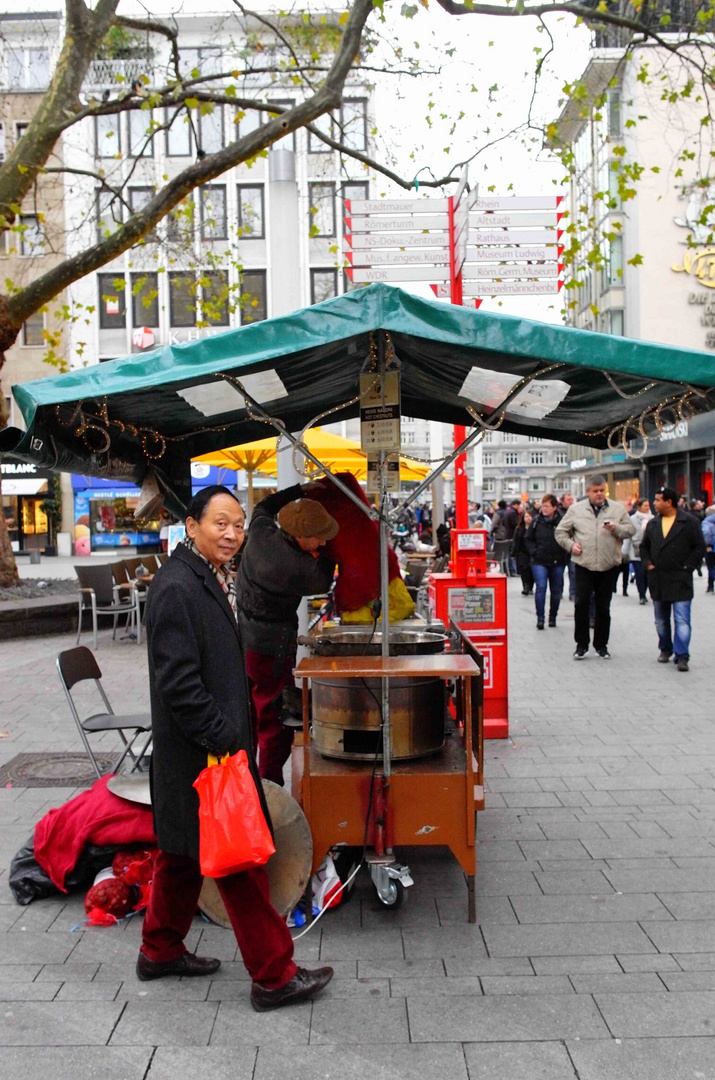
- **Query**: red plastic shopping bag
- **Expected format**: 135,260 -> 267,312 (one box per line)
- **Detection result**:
193,750 -> 275,877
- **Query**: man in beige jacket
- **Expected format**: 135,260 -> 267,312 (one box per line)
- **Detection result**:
555,475 -> 635,659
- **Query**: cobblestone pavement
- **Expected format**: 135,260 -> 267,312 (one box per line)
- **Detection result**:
1,578 -> 714,1079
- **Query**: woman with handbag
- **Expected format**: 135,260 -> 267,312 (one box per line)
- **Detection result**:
138,485 -> 333,1011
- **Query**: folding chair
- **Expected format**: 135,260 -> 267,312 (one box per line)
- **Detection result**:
57,647 -> 152,779
75,564 -> 141,649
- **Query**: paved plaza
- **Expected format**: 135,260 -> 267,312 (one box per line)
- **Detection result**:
1,576 -> 714,1079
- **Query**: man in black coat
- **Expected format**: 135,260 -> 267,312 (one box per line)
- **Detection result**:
237,484 -> 337,785
139,485 -> 333,1010
640,486 -> 706,673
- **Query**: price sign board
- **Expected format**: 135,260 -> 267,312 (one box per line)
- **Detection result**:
457,532 -> 485,551
360,370 -> 401,452
366,453 -> 400,493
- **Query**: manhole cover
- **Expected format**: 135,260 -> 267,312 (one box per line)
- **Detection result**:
0,752 -> 118,787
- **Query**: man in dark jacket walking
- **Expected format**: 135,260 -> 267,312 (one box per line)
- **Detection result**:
525,494 -> 569,629
640,486 -> 706,672
237,484 -> 337,784
139,485 -> 333,1009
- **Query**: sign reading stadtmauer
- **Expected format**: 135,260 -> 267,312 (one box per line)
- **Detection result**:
360,370 -> 401,452
346,198 -> 449,215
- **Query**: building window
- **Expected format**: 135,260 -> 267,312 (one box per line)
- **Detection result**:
98,273 -> 126,329
308,112 -> 334,153
530,451 -> 544,465
341,181 -> 369,210
608,236 -> 623,286
504,452 -> 519,465
236,106 -> 263,139
130,272 -> 159,328
198,106 -> 224,155
503,433 -> 517,444
96,190 -> 122,241
610,309 -> 625,336
267,99 -> 295,150
404,430 -> 415,445
483,431 -> 494,444
16,122 -> 29,143
202,270 -> 230,326
6,47 -> 50,90
19,215 -> 44,256
165,109 -> 192,156
129,108 -> 154,157
169,272 -> 197,327
0,124 -> 4,161
23,311 -> 44,346
179,46 -> 223,77
484,478 -> 496,494
128,187 -> 157,241
236,185 -> 264,239
200,185 -> 227,240
310,269 -> 337,305
309,182 -> 336,237
608,89 -> 621,136
166,197 -> 194,244
555,450 -> 568,465
531,478 -> 546,492
340,99 -> 367,152
482,452 -> 493,466
95,113 -> 120,158
239,270 -> 267,324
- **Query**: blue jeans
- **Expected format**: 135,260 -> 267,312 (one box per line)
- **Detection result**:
532,564 -> 564,622
632,560 -> 648,600
653,600 -> 692,660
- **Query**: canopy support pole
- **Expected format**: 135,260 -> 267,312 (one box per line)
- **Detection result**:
378,331 -> 392,787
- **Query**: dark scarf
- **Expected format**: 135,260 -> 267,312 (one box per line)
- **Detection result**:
182,536 -> 237,620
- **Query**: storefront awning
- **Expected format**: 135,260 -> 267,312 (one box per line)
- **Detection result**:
3,284 -> 715,496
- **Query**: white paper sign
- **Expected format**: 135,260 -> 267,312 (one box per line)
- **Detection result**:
459,365 -> 570,419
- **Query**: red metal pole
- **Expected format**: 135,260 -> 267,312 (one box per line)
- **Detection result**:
449,195 -> 468,528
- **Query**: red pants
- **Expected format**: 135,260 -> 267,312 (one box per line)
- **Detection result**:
141,850 -> 296,990
245,650 -> 295,786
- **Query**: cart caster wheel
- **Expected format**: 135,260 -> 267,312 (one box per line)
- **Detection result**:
375,878 -> 405,909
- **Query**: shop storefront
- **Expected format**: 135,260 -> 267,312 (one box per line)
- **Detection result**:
1,461 -> 53,553
638,415 -> 715,505
561,452 -> 644,504
72,463 -> 238,555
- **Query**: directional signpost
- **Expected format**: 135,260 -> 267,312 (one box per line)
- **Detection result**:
340,176 -> 567,528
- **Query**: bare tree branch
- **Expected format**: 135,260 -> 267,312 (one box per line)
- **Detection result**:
114,12 -> 181,80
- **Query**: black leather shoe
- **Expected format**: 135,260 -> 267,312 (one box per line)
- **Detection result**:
251,965 -> 334,1011
136,951 -> 221,981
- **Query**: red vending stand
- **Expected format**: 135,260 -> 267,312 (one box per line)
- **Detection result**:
429,529 -> 508,739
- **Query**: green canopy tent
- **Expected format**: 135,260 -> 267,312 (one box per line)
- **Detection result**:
3,283 -> 715,510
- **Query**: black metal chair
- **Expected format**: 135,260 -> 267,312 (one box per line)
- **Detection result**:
57,647 -> 152,779
74,564 -> 141,649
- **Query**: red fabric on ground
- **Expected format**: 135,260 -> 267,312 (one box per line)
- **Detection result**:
34,775 -> 156,892
309,472 -> 401,613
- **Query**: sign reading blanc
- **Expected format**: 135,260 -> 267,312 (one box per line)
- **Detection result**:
360,370 -> 401,452
347,199 -> 449,215
347,232 -> 450,250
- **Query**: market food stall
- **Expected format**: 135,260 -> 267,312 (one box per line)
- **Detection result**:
4,283 -> 715,922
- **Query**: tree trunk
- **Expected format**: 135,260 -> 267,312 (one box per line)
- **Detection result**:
0,474 -> 20,588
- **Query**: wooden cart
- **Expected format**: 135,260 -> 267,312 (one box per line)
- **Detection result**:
292,626 -> 485,921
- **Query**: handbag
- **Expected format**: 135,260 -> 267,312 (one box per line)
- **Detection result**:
193,750 -> 275,877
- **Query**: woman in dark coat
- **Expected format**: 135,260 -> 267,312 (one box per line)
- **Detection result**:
512,509 -> 534,596
525,494 -> 568,630
139,485 -> 332,1011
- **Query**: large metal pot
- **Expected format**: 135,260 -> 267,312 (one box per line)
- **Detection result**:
307,625 -> 446,657
311,676 -> 445,761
